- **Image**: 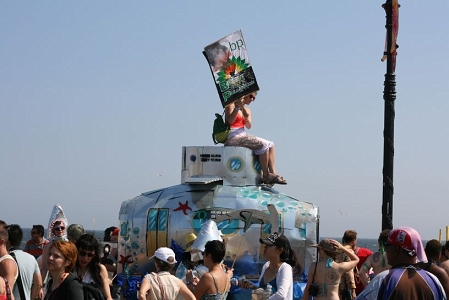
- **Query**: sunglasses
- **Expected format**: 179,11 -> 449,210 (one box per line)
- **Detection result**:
31,231 -> 39,235
79,250 -> 95,258
53,227 -> 65,231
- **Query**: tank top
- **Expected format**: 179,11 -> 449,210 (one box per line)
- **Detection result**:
144,271 -> 180,300
230,112 -> 245,129
200,273 -> 228,300
0,255 -> 19,281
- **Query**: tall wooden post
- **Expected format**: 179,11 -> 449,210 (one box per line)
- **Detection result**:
381,0 -> 399,231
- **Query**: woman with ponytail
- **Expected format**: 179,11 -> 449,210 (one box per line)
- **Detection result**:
242,232 -> 302,300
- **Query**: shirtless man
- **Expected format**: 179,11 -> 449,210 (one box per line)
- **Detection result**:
301,239 -> 359,300
440,241 -> 449,276
358,229 -> 391,287
417,239 -> 449,297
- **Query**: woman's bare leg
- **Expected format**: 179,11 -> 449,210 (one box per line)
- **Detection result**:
267,146 -> 276,175
258,151 -> 270,180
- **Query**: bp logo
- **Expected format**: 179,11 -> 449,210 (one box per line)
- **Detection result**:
227,156 -> 244,172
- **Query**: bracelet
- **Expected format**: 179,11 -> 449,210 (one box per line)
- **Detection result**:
186,281 -> 193,286
234,107 -> 239,112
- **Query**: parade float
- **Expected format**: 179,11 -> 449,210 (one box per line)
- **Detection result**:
115,146 -> 319,299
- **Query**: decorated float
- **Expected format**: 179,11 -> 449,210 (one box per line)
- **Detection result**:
115,146 -> 319,299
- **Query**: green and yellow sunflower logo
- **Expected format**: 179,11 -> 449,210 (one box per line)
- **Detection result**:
216,56 -> 249,82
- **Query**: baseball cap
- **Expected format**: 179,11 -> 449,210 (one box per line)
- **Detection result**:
259,232 -> 289,248
150,247 -> 177,264
310,239 -> 341,254
388,226 -> 427,262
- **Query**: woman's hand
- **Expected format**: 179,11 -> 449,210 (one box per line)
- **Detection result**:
234,98 -> 244,110
240,278 -> 255,289
330,239 -> 344,251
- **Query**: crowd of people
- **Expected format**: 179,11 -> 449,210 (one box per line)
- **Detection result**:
0,220 -> 119,300
1,219 -> 449,300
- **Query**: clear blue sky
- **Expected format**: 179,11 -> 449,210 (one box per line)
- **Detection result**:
1,1 -> 448,240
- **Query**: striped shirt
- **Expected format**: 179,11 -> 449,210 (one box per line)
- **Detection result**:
23,238 -> 49,259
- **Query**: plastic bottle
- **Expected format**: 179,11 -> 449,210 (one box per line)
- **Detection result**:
265,283 -> 272,296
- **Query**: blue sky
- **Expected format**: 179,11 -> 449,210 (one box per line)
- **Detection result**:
1,1 -> 448,240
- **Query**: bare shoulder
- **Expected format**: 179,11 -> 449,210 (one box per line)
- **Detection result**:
440,260 -> 449,271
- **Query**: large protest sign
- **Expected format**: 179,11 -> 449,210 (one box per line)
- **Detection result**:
203,30 -> 259,108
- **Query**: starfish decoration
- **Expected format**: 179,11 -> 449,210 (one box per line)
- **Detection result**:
173,200 -> 192,215
118,254 -> 132,270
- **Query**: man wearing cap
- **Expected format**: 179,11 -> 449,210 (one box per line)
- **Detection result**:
356,226 -> 446,300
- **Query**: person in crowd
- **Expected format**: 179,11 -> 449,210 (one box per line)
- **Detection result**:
40,221 -> 67,279
103,228 -> 120,299
424,239 -> 443,265
302,239 -> 359,300
440,241 -> 449,276
7,224 -> 43,300
0,221 -> 6,230
103,227 -> 117,242
0,276 -> 8,300
24,225 -> 50,259
342,230 -> 372,295
139,247 -> 195,300
338,240 -> 357,299
67,224 -> 84,243
44,240 -> 83,300
111,228 -> 119,243
356,226 -> 446,300
100,243 -> 120,299
224,93 -> 287,185
75,233 -> 112,300
0,226 -> 18,297
244,232 -> 302,300
186,240 -> 230,300
440,244 -> 448,264
416,239 -> 449,297
176,233 -> 198,282
358,229 -> 391,288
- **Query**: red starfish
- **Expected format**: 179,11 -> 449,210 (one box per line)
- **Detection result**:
118,254 -> 132,269
173,200 -> 192,215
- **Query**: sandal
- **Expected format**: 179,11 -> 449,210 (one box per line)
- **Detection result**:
263,173 -> 287,185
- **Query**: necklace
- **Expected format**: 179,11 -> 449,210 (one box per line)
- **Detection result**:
77,266 -> 89,281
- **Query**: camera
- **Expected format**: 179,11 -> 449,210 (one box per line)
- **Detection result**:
308,282 -> 319,296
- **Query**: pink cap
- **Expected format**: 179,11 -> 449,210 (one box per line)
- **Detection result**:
388,226 -> 427,262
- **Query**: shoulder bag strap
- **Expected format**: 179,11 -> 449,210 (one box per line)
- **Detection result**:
3,277 -> 12,300
154,273 -> 166,300
312,259 -> 318,282
9,252 -> 26,300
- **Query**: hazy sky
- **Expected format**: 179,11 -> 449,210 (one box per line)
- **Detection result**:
1,1 -> 448,240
